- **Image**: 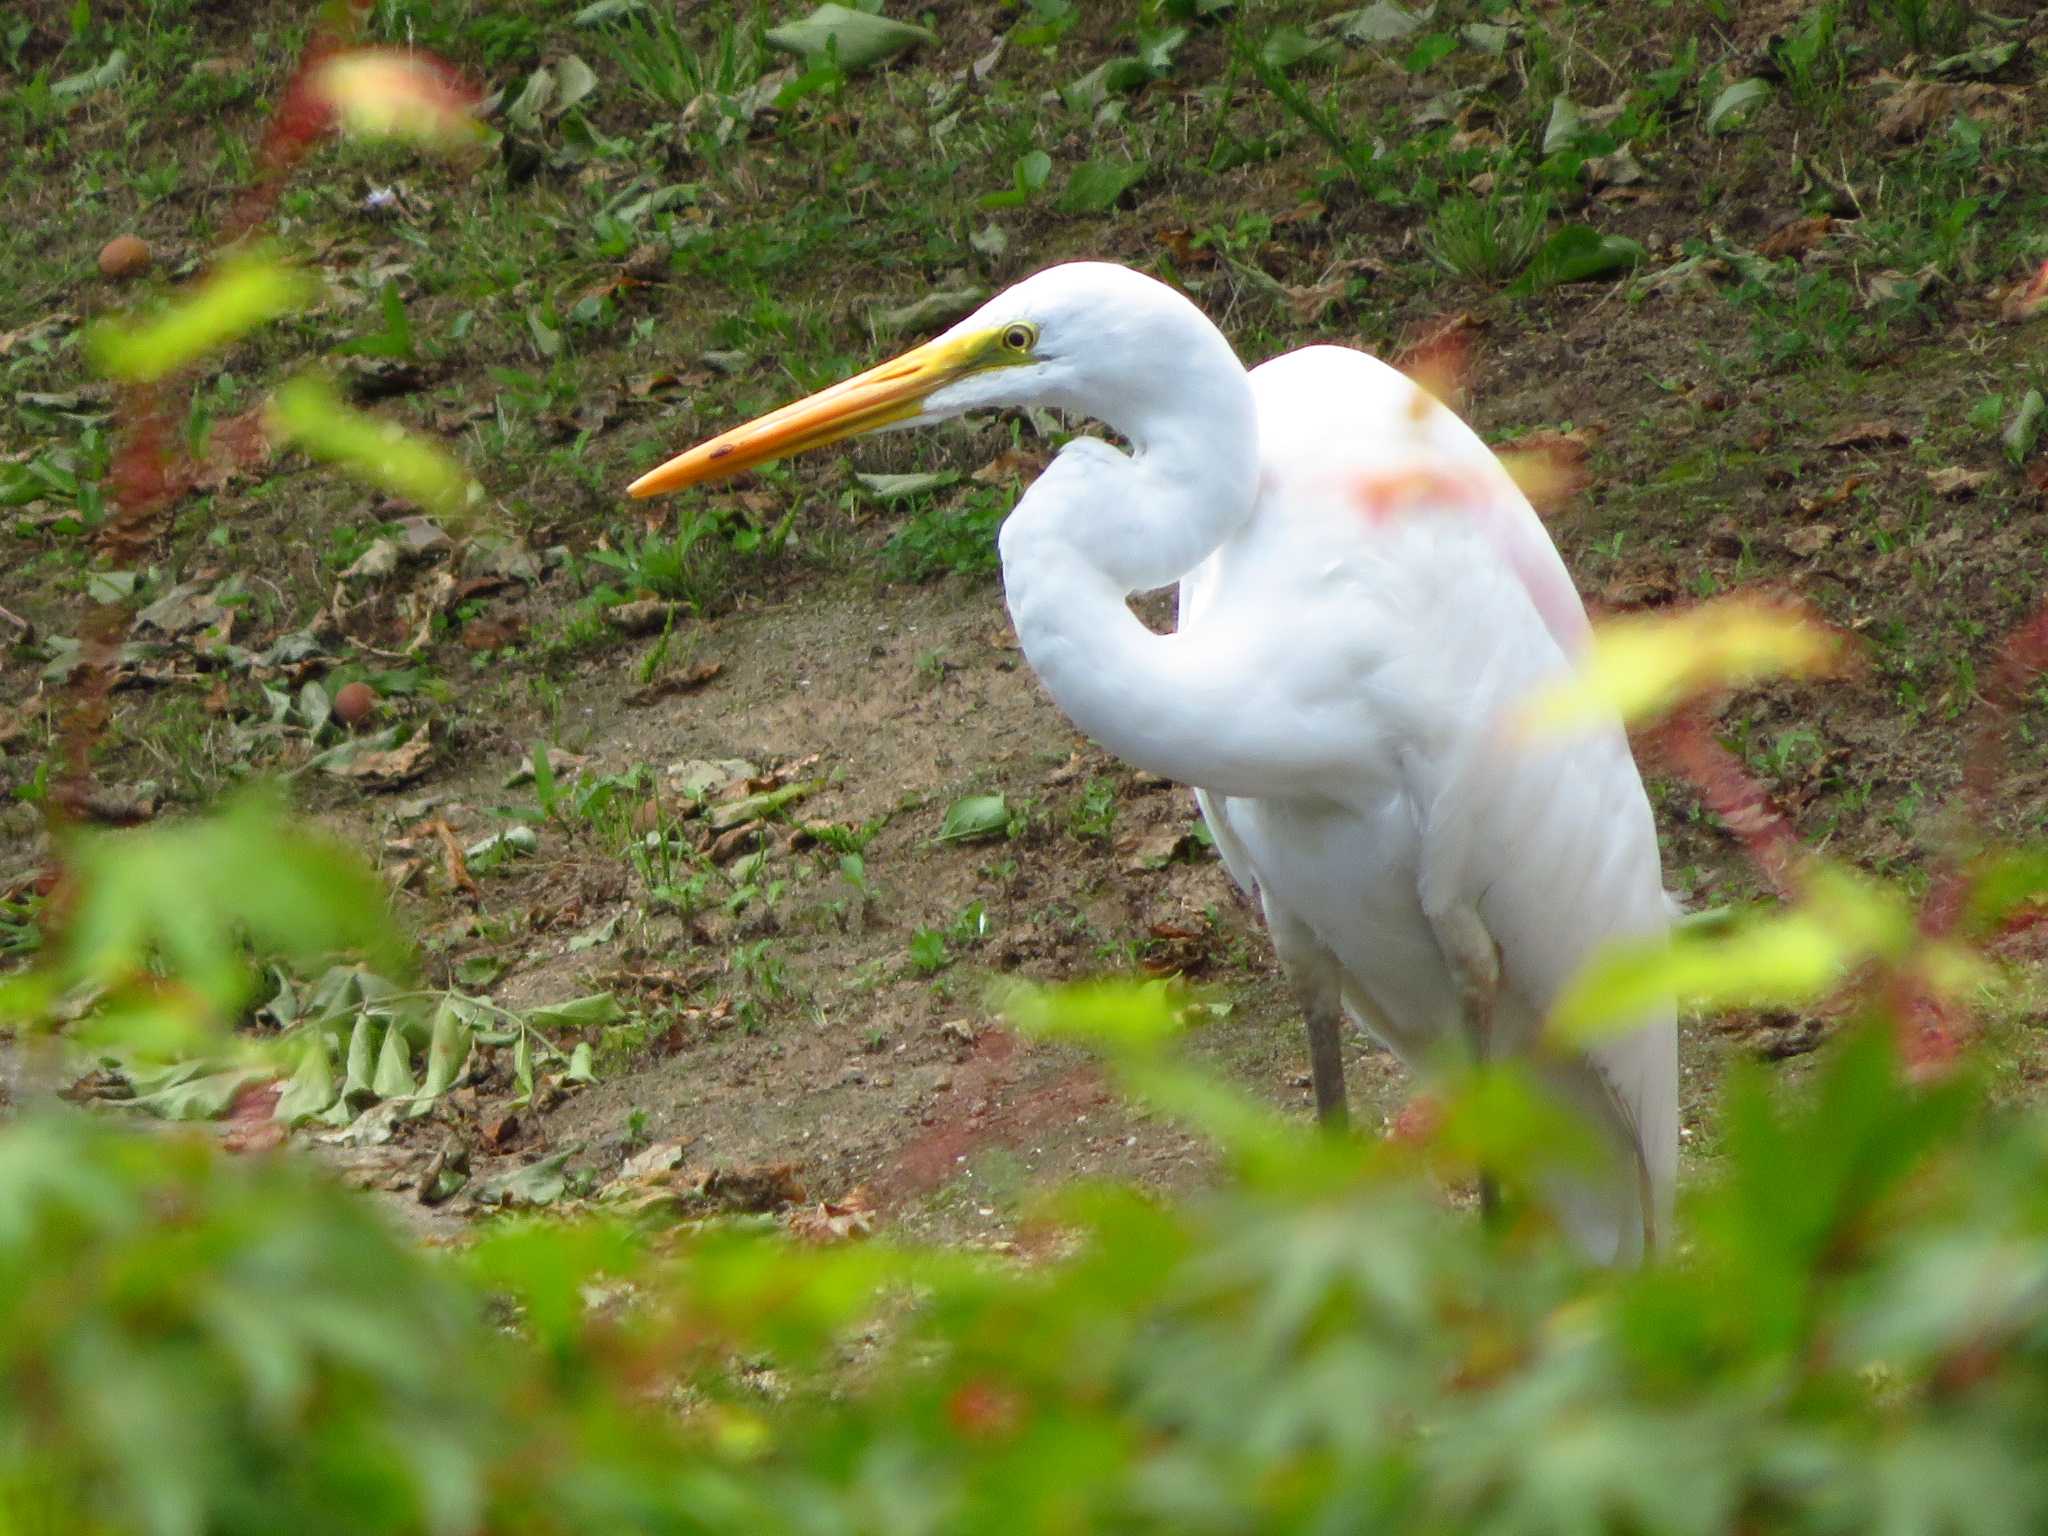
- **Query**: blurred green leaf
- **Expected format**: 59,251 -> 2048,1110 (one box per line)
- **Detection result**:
565,1040 -> 596,1084
265,372 -> 479,521
6,794 -> 404,1054
91,252 -> 318,384
341,1014 -> 379,1107
1525,596 -> 1844,730
1001,977 -> 1185,1052
1553,866 -> 1911,1042
312,47 -> 484,146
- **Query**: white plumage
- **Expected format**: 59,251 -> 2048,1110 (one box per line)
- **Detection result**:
628,261 -> 1677,1262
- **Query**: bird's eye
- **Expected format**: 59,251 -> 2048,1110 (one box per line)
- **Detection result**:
1001,322 -> 1037,354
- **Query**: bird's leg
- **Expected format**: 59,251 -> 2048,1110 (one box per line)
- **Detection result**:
1428,903 -> 1504,1222
1303,996 -> 1349,1130
1265,904 -> 1349,1131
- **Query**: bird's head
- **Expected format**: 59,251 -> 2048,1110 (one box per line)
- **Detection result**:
625,262 -> 1205,498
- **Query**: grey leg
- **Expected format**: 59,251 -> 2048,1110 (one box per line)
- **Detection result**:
1430,901 -> 1506,1226
1265,902 -> 1350,1131
1304,995 -> 1349,1130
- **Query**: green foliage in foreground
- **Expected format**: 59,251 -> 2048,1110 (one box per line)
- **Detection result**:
10,810 -> 2048,1536
6,1022 -> 2048,1536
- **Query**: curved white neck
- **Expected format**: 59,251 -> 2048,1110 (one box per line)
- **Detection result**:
996,319 -> 1275,792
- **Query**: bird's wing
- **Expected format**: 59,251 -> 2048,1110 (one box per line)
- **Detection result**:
1245,345 -> 1592,659
1191,787 -> 1262,900
1241,345 -> 1678,1244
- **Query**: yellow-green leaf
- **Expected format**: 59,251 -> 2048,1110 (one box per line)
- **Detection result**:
90,252 -> 318,383
998,978 -> 1186,1052
1551,866 -> 1911,1043
265,373 -> 479,520
1524,597 -> 1846,731
312,48 -> 484,147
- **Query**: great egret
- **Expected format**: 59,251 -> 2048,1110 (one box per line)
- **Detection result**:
628,262 -> 1676,1261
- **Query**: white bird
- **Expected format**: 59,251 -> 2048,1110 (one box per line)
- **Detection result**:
628,262 -> 1676,1262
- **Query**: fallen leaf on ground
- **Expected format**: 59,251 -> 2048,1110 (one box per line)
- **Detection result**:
1782,523 -> 1838,558
627,369 -> 710,398
1999,260 -> 2048,324
1121,826 -> 1193,873
505,745 -> 588,788
626,661 -> 722,706
331,730 -> 434,789
619,1139 -> 692,1180
707,778 -> 821,831
134,580 -> 229,638
666,758 -> 757,798
607,598 -> 681,635
475,1149 -> 573,1207
971,447 -> 1050,483
1758,215 -> 1834,258
1822,420 -> 1907,450
1927,466 -> 1995,499
787,1189 -> 877,1244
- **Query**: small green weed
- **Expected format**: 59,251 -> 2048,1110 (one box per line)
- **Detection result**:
1069,778 -> 1119,844
1772,4 -> 1845,106
1423,192 -> 1551,285
882,486 -> 1011,581
908,927 -> 951,976
1871,0 -> 1972,54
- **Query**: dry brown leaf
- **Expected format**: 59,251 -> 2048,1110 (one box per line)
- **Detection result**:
1782,523 -> 1838,558
460,615 -> 525,651
606,598 -> 680,635
1878,81 -> 1957,142
1120,825 -> 1192,874
625,660 -> 723,707
0,311 -> 77,357
1927,466 -> 1995,499
1283,280 -> 1349,324
1152,225 -> 1213,267
220,1080 -> 287,1155
1876,80 -> 2013,143
1999,259 -> 2048,324
425,818 -> 477,895
707,820 -> 766,863
339,731 -> 434,789
1758,215 -> 1835,258
1822,420 -> 1908,450
787,1189 -> 877,1244
626,371 -> 707,398
972,447 -> 1050,484
1595,572 -> 1679,610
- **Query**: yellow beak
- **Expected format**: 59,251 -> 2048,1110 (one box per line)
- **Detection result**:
626,330 -> 991,499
